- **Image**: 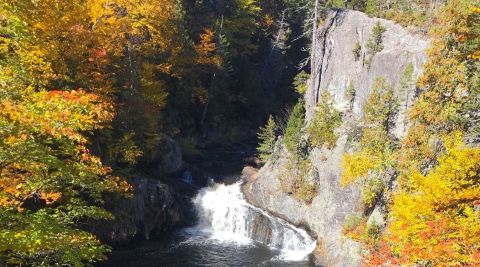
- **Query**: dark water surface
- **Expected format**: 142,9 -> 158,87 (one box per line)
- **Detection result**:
99,229 -> 314,267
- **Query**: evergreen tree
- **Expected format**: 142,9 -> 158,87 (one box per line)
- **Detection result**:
307,92 -> 342,148
284,99 -> 306,153
257,115 -> 278,163
367,21 -> 387,55
365,21 -> 386,67
345,81 -> 356,110
293,71 -> 310,95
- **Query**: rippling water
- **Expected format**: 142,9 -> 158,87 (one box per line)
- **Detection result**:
100,230 -> 314,267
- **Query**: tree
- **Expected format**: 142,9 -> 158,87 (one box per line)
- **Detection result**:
354,1 -> 480,265
257,115 -> 278,163
0,89 -> 131,266
399,0 -> 479,172
365,21 -> 386,67
345,81 -> 356,110
386,133 -> 480,266
341,77 -> 397,209
284,99 -> 306,153
293,71 -> 310,95
352,41 -> 362,61
307,91 -> 342,148
0,2 -> 131,265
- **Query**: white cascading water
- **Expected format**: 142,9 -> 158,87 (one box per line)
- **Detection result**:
192,181 -> 316,261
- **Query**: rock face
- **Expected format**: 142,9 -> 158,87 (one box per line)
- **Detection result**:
91,136 -> 193,244
93,176 -> 194,244
243,9 -> 429,266
308,9 -> 429,137
156,137 -> 184,176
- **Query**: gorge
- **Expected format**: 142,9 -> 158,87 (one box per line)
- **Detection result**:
1,0 -> 479,266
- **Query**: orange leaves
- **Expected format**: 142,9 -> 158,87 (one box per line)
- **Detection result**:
1,89 -> 113,142
0,175 -> 26,209
195,28 -> 222,68
39,192 -> 62,205
0,86 -> 128,210
103,175 -> 133,196
414,0 -> 477,134
198,29 -> 217,53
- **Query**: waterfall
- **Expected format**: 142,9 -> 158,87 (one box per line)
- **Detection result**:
192,181 -> 316,261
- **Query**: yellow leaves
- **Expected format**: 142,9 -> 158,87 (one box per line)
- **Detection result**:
104,175 -> 133,196
0,86 -> 128,211
263,14 -> 274,28
87,0 -> 110,25
341,152 -> 380,187
386,133 -> 480,266
4,134 -> 27,146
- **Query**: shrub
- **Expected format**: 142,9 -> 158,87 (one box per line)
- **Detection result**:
343,214 -> 365,233
366,221 -> 382,240
352,41 -> 362,60
293,71 -> 310,95
361,177 -> 385,209
341,77 -> 398,187
280,158 -> 318,204
110,132 -> 143,165
364,77 -> 398,131
307,92 -> 341,148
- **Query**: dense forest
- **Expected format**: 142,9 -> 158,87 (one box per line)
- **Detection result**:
0,0 -> 479,266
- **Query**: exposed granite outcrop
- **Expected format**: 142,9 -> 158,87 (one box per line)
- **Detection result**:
243,9 -> 429,266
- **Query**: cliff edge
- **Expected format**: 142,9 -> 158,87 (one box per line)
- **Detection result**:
243,9 -> 430,266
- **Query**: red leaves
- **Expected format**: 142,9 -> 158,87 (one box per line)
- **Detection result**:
94,48 -> 107,58
69,24 -> 85,33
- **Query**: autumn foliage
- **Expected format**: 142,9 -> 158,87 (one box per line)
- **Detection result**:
342,1 -> 480,266
0,0 -> 137,265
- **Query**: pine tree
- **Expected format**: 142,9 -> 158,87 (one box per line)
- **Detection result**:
257,115 -> 277,163
307,91 -> 342,148
365,21 -> 386,67
284,99 -> 306,153
345,81 -> 356,110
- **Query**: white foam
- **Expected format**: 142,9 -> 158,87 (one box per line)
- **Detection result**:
193,181 -> 316,261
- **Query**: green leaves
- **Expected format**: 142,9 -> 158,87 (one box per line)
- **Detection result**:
257,115 -> 277,163
365,21 -> 386,68
293,71 -> 310,95
307,91 -> 341,148
284,99 -> 306,154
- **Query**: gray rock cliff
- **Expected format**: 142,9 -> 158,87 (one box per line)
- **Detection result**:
92,176 -> 194,244
243,9 -> 429,266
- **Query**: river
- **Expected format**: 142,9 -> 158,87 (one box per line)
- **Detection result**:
100,151 -> 316,266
